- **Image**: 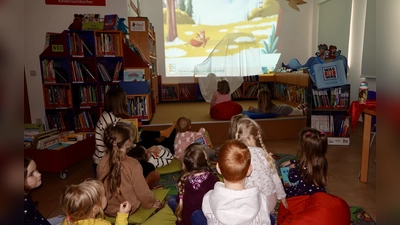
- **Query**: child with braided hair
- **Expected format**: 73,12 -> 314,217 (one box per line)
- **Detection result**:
167,143 -> 219,225
97,122 -> 162,217
280,127 -> 328,198
230,117 -> 287,225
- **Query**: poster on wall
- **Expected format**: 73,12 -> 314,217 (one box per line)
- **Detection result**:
45,0 -> 106,6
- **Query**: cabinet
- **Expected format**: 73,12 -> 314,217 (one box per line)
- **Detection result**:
127,17 -> 159,103
161,83 -> 202,102
307,81 -> 351,145
40,29 -> 154,130
273,73 -> 309,107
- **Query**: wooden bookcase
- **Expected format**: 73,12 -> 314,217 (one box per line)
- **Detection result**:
231,75 -> 275,100
273,73 -> 309,107
40,29 -> 155,130
127,17 -> 159,104
307,81 -> 351,145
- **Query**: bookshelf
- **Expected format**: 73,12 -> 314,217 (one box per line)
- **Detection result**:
40,29 -> 155,130
127,17 -> 159,104
273,73 -> 309,107
307,80 -> 351,145
160,83 -> 203,102
231,75 -> 275,100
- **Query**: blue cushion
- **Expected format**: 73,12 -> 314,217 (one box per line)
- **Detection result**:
242,110 -> 277,119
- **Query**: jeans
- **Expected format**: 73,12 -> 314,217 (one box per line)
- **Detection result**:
270,213 -> 275,225
167,196 -> 207,225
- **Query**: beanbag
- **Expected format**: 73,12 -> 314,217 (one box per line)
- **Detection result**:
210,101 -> 243,120
242,110 -> 277,119
278,192 -> 350,225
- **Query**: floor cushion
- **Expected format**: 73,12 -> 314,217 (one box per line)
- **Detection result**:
242,110 -> 278,119
210,101 -> 243,120
278,192 -> 350,225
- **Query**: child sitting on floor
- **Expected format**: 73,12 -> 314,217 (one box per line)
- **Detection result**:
248,89 -> 307,116
210,78 -> 231,108
173,116 -> 207,160
60,179 -> 131,225
167,143 -> 220,225
280,127 -> 328,198
202,139 -> 271,225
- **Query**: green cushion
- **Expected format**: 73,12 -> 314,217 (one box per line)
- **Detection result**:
104,189 -> 170,224
155,158 -> 182,174
141,205 -> 176,225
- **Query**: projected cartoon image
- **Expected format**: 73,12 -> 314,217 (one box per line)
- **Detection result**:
163,0 -> 280,77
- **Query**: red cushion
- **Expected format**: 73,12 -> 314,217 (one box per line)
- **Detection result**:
210,101 -> 243,120
278,192 -> 350,225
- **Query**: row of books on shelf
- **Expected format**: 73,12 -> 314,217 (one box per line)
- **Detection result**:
42,59 -> 69,83
243,75 -> 259,82
46,111 -> 68,130
24,125 -> 93,150
312,87 -> 350,108
97,62 -> 122,82
179,86 -> 193,99
78,86 -> 98,107
44,86 -> 72,108
71,61 -> 96,82
231,88 -> 243,98
162,86 -> 178,99
68,32 -> 93,56
275,84 -> 308,104
96,33 -> 120,56
244,84 -> 259,97
310,115 -> 350,137
74,111 -> 96,131
127,96 -> 148,116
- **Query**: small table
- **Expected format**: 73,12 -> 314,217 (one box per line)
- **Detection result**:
359,108 -> 376,183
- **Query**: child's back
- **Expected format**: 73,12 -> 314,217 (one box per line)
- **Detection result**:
173,116 -> 206,160
202,140 -> 271,225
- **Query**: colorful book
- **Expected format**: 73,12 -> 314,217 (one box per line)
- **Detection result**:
280,166 -> 299,187
103,14 -> 119,30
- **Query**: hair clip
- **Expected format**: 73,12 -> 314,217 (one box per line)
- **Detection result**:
320,132 -> 325,135
305,131 -> 311,135
113,121 -> 117,127
66,216 -> 71,221
113,143 -> 117,147
179,195 -> 183,200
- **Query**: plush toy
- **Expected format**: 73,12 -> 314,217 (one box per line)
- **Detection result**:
117,18 -> 129,34
68,14 -> 84,30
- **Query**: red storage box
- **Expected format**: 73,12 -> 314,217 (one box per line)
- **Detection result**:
24,136 -> 95,178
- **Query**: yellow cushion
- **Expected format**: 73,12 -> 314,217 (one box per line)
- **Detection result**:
155,158 -> 182,174
141,206 -> 176,225
104,189 -> 169,224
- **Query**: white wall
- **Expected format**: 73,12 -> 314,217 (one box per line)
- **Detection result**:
25,0 -> 373,122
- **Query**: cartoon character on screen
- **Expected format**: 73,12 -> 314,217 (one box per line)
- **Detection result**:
190,30 -> 210,48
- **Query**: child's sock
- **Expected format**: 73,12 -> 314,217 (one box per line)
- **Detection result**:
160,121 -> 176,138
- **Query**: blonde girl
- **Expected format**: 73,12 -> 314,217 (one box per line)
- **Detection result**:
60,179 -> 131,225
210,78 -> 231,108
97,122 -> 161,217
227,113 -> 249,140
280,128 -> 328,197
167,143 -> 220,225
248,89 -> 307,116
231,117 -> 288,224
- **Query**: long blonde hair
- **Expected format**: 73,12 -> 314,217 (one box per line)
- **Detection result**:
61,179 -> 105,225
228,114 -> 249,140
175,143 -> 213,221
102,121 -> 136,197
234,118 -> 276,171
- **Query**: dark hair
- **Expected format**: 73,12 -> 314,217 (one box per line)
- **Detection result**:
24,157 -> 33,195
104,87 -> 129,118
127,145 -> 148,161
217,78 -> 230,95
218,140 -> 250,182
176,116 -> 191,133
297,127 -> 328,187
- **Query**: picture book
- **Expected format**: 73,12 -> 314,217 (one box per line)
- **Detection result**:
123,69 -> 145,81
103,14 -> 119,30
280,166 -> 299,187
193,131 -> 213,148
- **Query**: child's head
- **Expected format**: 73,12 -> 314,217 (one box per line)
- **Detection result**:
102,121 -> 136,196
297,127 -> 328,186
127,145 -> 150,161
176,116 -> 191,133
228,113 -> 249,140
175,143 -> 211,220
61,179 -> 106,224
257,89 -> 273,113
24,157 -> 42,195
104,87 -> 129,118
217,140 -> 251,182
217,78 -> 230,95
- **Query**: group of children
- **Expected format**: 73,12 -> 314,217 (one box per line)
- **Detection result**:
25,85 -> 328,225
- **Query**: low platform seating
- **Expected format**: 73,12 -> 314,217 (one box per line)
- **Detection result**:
242,110 -> 278,119
210,101 -> 243,120
278,192 -> 350,225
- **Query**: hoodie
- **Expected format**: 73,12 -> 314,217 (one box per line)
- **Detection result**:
202,182 -> 271,225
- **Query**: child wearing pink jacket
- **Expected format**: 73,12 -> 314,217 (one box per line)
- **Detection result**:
173,116 -> 206,160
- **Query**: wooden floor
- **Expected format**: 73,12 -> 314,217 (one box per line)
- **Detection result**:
143,101 -> 307,144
